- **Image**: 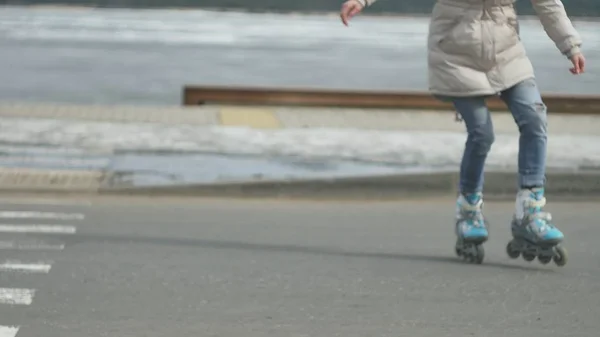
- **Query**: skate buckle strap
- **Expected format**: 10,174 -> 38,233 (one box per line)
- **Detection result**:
461,198 -> 483,211
523,197 -> 554,233
526,196 -> 546,209
524,197 -> 551,220
459,200 -> 485,227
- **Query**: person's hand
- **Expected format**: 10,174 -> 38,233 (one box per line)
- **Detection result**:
340,0 -> 364,26
569,53 -> 585,74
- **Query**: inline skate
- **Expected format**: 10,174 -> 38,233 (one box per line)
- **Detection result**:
505,188 -> 567,266
454,192 -> 489,264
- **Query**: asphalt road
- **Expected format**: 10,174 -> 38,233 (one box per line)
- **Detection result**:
0,195 -> 598,337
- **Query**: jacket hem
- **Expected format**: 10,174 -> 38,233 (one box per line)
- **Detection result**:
429,89 -> 497,98
429,75 -> 536,98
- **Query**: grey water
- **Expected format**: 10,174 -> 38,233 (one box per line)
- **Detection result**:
1,6 -> 599,105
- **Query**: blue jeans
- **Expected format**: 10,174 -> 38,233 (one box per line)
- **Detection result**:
443,78 -> 548,194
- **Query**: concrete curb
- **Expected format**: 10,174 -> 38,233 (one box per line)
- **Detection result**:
99,169 -> 600,201
101,171 -> 457,199
0,168 -> 106,193
0,167 -> 599,201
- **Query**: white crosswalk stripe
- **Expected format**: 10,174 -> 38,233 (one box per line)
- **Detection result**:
0,211 -> 84,220
0,326 -> 19,337
0,261 -> 52,273
0,197 -> 92,206
0,240 -> 65,251
0,225 -> 76,234
0,288 -> 35,305
0,205 -> 85,336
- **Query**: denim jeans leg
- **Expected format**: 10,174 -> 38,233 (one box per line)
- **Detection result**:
451,97 -> 495,194
499,78 -> 548,188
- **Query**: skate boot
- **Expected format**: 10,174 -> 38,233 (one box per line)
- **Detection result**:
454,192 -> 489,264
506,187 -> 567,266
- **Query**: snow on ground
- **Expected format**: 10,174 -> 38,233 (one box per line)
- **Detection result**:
0,117 -> 598,170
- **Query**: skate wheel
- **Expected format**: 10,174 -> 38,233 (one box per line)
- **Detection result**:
506,241 -> 520,259
538,255 -> 552,265
522,253 -> 536,262
553,245 -> 568,267
473,244 -> 484,264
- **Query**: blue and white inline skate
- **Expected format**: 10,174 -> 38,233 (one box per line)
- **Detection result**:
506,188 -> 567,266
454,192 -> 489,264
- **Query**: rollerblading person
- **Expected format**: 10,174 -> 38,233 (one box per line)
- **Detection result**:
340,0 -> 585,266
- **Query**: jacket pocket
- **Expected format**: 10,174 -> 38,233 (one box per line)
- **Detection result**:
494,16 -> 521,54
436,19 -> 483,59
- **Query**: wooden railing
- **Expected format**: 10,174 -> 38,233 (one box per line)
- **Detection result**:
182,85 -> 600,114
